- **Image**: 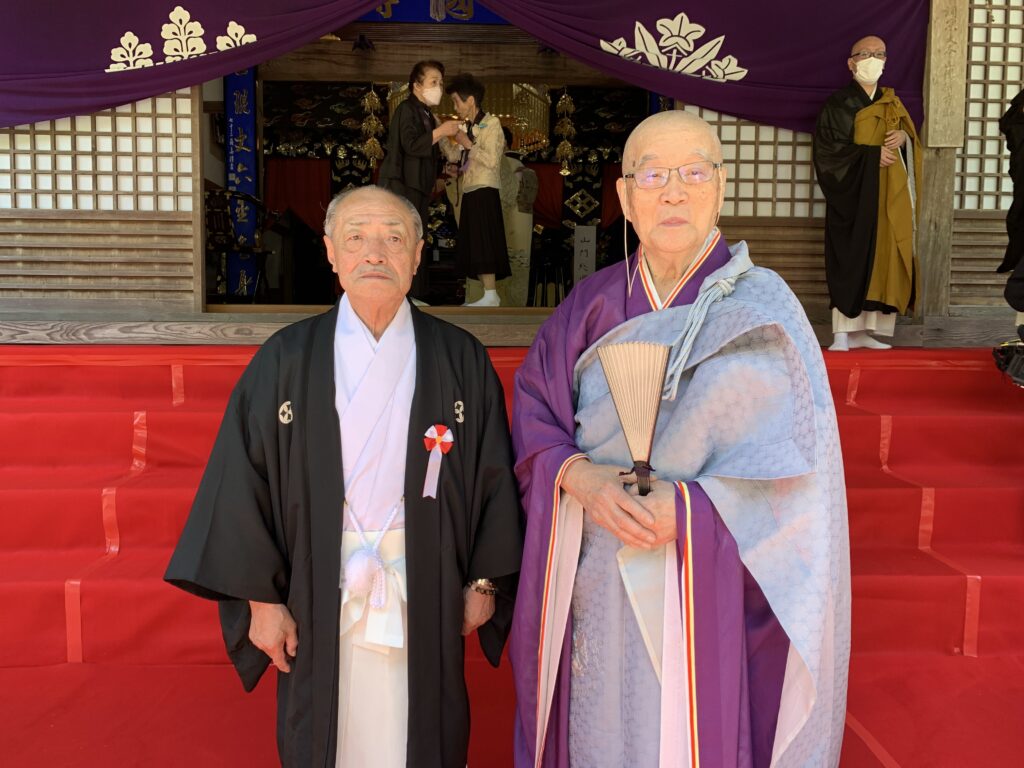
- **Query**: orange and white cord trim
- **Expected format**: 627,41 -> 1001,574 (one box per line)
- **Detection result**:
639,229 -> 722,311
534,451 -> 588,760
677,480 -> 701,766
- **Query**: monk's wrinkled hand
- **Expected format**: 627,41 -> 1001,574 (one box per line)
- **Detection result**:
462,588 -> 496,636
562,460 -> 658,549
628,479 -> 679,547
884,129 -> 907,149
880,146 -> 897,168
248,601 -> 298,674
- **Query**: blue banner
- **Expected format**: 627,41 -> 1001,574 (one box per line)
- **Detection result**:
362,0 -> 507,24
225,68 -> 258,299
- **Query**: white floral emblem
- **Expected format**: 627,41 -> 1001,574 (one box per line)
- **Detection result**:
162,6 -> 207,61
216,21 -> 257,51
105,6 -> 258,72
105,31 -> 154,72
600,11 -> 748,82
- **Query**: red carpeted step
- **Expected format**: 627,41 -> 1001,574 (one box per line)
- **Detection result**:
851,547 -> 968,655
0,488 -> 104,551
884,413 -> 1024,487
0,550 -> 103,666
825,363 -> 865,417
0,412 -> 135,469
922,543 -> 1024,656
850,364 -> 1024,416
0,364 -> 175,411
846,487 -> 924,548
178,363 -> 248,406
145,411 -> 223,469
836,414 -> 916,489
931,487 -> 1024,546
466,645 -> 516,768
0,663 -> 279,767
113,479 -> 199,550
78,549 -> 224,664
839,720 -> 890,767
0,660 -> 517,767
844,653 -> 1024,767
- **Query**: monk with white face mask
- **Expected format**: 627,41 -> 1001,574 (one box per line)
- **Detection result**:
813,35 -> 923,352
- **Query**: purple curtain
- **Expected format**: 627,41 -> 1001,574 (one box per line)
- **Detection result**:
0,1 -> 378,127
2,2 -> 928,133
479,0 -> 929,132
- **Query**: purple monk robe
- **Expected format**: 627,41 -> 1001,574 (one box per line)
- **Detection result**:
510,233 -> 786,767
682,482 -> 788,768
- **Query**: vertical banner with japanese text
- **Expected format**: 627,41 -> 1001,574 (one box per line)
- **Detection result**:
225,68 -> 258,298
573,225 -> 597,286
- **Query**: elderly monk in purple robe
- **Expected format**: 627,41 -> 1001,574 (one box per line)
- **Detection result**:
510,111 -> 850,768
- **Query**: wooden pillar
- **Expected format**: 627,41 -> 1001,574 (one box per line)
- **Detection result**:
191,86 -> 205,313
917,0 -> 969,317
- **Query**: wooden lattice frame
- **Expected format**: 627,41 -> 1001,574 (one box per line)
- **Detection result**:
0,89 -> 197,213
678,103 -> 826,219
955,0 -> 1024,211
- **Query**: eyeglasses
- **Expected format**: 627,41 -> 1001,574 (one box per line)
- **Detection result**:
851,50 -> 887,60
624,161 -> 722,189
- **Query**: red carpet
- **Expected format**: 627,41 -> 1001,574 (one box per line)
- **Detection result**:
1,345 -> 1022,767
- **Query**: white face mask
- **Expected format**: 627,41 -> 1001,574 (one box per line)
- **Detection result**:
854,57 -> 885,86
421,86 -> 443,107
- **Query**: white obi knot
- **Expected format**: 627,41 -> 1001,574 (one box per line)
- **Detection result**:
340,529 -> 407,650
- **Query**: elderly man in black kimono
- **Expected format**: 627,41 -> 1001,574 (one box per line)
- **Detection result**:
166,185 -> 522,768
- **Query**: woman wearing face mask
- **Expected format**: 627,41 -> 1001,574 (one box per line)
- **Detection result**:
379,60 -> 462,300
442,73 -> 510,307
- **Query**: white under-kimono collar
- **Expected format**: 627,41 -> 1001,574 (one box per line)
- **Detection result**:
334,294 -> 414,407
333,294 -> 416,532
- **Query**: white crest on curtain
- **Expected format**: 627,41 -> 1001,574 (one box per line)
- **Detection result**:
600,12 -> 749,82
105,6 -> 257,72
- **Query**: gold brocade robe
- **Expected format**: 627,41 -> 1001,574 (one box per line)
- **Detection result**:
853,88 -> 922,313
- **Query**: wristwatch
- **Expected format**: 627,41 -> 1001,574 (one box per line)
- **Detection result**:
468,578 -> 497,596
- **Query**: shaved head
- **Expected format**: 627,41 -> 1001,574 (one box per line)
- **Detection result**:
623,110 -> 723,171
850,35 -> 885,56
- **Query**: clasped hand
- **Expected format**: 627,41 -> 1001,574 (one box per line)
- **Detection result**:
880,130 -> 906,167
561,461 -> 678,549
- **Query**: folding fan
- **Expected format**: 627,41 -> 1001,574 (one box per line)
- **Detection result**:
597,341 -> 670,495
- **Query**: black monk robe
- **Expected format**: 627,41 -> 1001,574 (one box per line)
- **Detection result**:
1000,90 -> 1024,312
813,81 -> 883,318
165,301 -> 523,768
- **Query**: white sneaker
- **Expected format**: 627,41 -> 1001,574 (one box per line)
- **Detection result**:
464,290 -> 500,307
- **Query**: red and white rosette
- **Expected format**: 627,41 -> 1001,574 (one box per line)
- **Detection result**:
422,424 -> 454,498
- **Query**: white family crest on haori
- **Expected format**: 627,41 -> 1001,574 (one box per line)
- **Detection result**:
599,11 -> 748,82
105,6 -> 257,72
277,401 -> 293,424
